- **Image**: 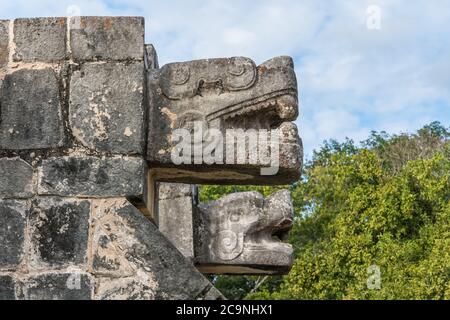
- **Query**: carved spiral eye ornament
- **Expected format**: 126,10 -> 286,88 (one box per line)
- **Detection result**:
214,230 -> 244,261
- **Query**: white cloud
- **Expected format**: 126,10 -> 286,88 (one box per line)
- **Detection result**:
223,28 -> 255,46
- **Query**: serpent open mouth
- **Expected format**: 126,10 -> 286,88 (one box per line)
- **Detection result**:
207,56 -> 299,131
245,189 -> 294,254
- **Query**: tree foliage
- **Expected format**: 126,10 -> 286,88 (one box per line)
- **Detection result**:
200,122 -> 450,300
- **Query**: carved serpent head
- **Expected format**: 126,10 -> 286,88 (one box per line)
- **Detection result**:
147,55 -> 303,185
195,190 -> 294,274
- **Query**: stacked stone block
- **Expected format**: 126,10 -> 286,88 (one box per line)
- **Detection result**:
157,183 -> 197,258
0,17 -> 220,300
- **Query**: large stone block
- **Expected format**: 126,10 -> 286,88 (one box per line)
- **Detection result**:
0,200 -> 27,270
24,273 -> 92,300
28,198 -> 90,270
13,18 -> 67,62
147,55 -> 302,185
0,68 -> 66,150
0,158 -> 34,199
37,156 -> 146,198
70,62 -> 145,154
158,198 -> 195,258
70,17 -> 144,61
157,183 -> 197,258
0,20 -> 9,69
91,199 -> 216,299
0,275 -> 16,300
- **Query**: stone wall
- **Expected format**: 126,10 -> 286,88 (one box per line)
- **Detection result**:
1,15 -> 302,300
0,17 -> 222,300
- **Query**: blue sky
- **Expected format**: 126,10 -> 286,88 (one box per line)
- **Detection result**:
2,0 -> 449,158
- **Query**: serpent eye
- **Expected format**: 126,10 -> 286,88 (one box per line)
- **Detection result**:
228,62 -> 245,76
226,57 -> 257,91
170,65 -> 190,85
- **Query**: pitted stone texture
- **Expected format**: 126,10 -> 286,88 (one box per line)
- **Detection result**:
158,183 -> 197,200
70,62 -> 145,154
0,200 -> 27,271
70,17 -> 144,61
91,199 -> 216,299
159,196 -> 195,258
0,68 -> 65,150
25,273 -> 92,300
0,158 -> 34,199
95,276 -> 156,300
13,18 -> 67,62
157,184 -> 296,275
0,275 -> 16,300
29,198 -> 90,270
0,20 -> 9,69
37,156 -> 146,198
158,183 -> 197,258
278,122 -> 303,171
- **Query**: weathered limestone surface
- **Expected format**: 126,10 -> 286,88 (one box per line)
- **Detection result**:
70,17 -> 144,61
157,183 -> 197,258
0,16 -> 216,300
28,198 -> 90,270
25,273 -> 93,300
0,16 -> 302,300
70,62 -> 145,154
0,68 -> 66,150
0,158 -> 34,198
37,156 -> 147,198
0,275 -> 16,300
0,197 -> 222,300
13,18 -> 67,62
91,199 -> 219,299
0,201 -> 27,271
145,44 -> 159,69
0,20 -> 9,69
158,182 -> 195,200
